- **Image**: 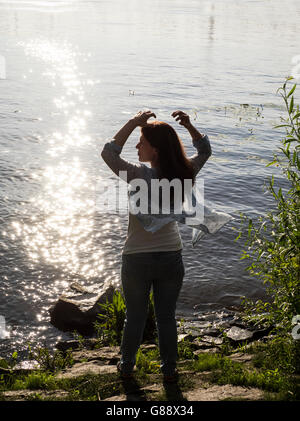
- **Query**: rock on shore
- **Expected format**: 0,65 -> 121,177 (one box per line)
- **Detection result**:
49,282 -> 115,335
49,281 -> 273,345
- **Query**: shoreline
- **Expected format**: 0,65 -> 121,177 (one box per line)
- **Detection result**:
1,310 -> 297,402
0,302 -> 258,362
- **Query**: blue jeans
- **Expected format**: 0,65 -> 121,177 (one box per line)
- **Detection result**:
120,250 -> 185,376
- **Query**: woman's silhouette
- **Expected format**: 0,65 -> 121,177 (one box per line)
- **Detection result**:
101,110 -> 211,382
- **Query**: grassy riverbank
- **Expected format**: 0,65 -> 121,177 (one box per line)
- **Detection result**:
1,78 -> 299,402
0,316 -> 299,401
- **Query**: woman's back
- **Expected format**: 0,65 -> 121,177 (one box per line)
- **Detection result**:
123,164 -> 183,254
101,129 -> 211,254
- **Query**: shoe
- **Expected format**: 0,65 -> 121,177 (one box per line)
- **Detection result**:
163,369 -> 179,384
117,361 -> 134,379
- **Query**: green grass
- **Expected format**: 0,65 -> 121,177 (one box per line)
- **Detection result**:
192,353 -> 223,372
210,357 -> 294,397
136,348 -> 161,374
12,372 -> 57,391
1,319 -> 299,401
177,340 -> 196,360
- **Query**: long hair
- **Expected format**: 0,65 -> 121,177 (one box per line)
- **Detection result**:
141,121 -> 195,206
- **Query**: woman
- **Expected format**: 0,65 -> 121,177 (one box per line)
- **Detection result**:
101,110 -> 212,383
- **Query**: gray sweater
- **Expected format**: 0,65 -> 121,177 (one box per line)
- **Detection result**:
101,134 -> 212,254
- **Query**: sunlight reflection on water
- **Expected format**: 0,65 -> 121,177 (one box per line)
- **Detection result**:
10,39 -> 111,282
0,0 -> 299,356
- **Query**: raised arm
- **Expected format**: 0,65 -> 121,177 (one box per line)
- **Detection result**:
171,110 -> 212,176
101,111 -> 156,183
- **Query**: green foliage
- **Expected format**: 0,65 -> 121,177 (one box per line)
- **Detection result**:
0,346 -> 74,393
214,358 -> 291,395
13,372 -> 56,391
94,289 -> 157,345
236,78 -> 300,335
94,290 -> 126,345
55,373 -> 122,401
251,336 -> 300,376
218,328 -> 234,356
27,345 -> 74,373
232,79 -> 300,399
177,340 -> 196,360
136,348 -> 160,374
0,359 -> 9,370
192,353 -> 223,372
192,351 -> 295,397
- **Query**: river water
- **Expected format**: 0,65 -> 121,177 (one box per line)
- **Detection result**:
0,0 -> 299,357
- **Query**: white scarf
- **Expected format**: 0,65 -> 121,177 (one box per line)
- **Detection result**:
127,180 -> 233,247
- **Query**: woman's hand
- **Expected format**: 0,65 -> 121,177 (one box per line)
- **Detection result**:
171,110 -> 191,128
132,110 -> 156,127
